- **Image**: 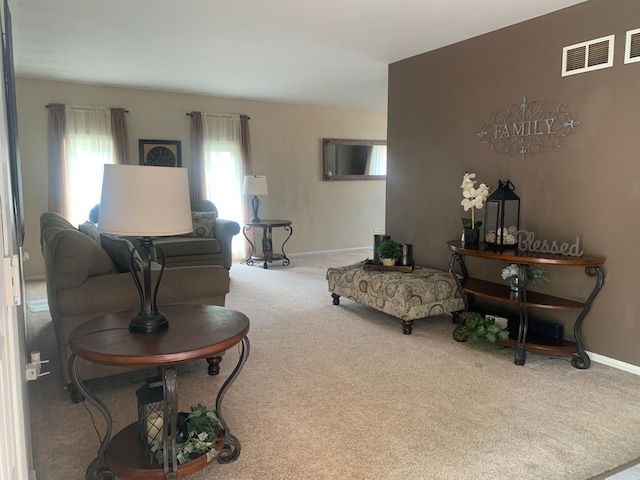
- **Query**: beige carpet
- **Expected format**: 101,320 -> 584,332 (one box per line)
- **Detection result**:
26,249 -> 640,480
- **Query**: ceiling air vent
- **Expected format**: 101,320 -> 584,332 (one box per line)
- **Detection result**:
562,34 -> 614,76
625,28 -> 640,64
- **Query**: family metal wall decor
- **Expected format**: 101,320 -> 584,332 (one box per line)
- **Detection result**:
477,97 -> 581,160
139,139 -> 182,167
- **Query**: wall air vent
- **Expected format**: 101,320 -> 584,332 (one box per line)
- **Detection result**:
624,28 -> 640,64
562,34 -> 614,76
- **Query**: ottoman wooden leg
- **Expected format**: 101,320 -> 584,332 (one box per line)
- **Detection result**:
401,320 -> 413,335
331,293 -> 341,305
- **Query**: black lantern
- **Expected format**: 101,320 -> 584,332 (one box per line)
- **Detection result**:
484,180 -> 520,251
136,376 -> 164,456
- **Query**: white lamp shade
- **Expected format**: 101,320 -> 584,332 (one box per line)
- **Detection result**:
98,164 -> 193,237
243,175 -> 268,196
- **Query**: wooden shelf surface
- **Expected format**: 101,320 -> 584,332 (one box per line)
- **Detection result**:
462,278 -> 584,310
447,240 -> 605,266
106,422 -> 222,479
497,335 -> 577,356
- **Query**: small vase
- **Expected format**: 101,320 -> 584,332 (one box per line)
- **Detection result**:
381,258 -> 396,266
510,276 -> 519,292
462,228 -> 480,244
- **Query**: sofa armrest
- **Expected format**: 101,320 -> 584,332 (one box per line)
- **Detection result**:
214,218 -> 240,269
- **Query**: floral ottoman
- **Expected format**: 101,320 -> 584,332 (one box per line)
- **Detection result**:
326,261 -> 465,334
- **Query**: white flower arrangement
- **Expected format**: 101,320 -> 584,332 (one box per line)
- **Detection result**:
501,263 -> 550,285
460,172 -> 490,229
501,264 -> 519,280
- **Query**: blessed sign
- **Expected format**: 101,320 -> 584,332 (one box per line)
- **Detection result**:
516,230 -> 583,257
477,97 -> 581,160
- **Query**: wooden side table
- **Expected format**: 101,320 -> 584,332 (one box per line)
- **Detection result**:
242,219 -> 293,269
68,305 -> 250,480
447,240 -> 604,368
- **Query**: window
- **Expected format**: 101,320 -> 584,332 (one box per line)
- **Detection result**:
202,115 -> 244,260
48,105 -> 128,226
65,134 -> 113,226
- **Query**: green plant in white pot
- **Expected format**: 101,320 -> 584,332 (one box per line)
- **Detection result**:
377,240 -> 402,266
456,311 -> 509,343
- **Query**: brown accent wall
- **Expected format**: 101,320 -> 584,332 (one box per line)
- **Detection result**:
387,0 -> 640,366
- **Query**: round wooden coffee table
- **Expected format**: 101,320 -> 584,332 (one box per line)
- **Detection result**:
68,304 -> 250,480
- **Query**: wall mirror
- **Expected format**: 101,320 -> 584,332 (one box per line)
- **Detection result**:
323,138 -> 387,180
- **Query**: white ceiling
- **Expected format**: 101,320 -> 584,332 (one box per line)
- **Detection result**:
9,0 -> 587,112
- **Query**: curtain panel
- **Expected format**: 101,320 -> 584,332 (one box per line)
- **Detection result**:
46,104 -> 129,225
47,104 -> 66,214
240,114 -> 253,222
189,112 -> 206,201
189,112 -> 252,259
110,108 -> 129,164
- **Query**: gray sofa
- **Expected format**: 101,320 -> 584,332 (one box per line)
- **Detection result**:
88,199 -> 240,270
40,211 -> 232,401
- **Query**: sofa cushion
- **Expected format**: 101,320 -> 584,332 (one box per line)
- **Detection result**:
100,234 -> 144,272
78,221 -> 100,244
188,211 -> 216,237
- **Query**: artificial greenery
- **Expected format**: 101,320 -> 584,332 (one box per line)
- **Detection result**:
457,311 -> 509,343
377,239 -> 402,260
461,218 -> 483,229
526,265 -> 550,285
150,404 -> 221,465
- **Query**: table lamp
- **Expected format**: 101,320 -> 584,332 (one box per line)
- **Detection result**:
98,164 -> 192,333
243,175 -> 268,223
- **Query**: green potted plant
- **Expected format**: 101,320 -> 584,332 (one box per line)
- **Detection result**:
377,239 -> 402,266
455,311 -> 509,343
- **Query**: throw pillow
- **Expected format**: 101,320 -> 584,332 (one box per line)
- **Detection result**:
100,234 -> 144,272
78,221 -> 100,244
188,211 -> 216,237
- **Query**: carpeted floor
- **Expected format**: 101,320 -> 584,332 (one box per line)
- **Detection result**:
26,249 -> 640,479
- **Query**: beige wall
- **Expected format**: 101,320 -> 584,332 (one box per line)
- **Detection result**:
17,78 -> 387,278
387,0 -> 640,366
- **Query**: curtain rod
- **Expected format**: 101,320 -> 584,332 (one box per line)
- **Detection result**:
45,104 -> 129,113
186,112 -> 250,119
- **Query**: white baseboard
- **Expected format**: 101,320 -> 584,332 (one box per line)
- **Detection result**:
588,351 -> 640,376
286,246 -> 371,257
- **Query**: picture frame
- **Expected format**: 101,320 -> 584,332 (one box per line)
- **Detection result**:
139,139 -> 182,167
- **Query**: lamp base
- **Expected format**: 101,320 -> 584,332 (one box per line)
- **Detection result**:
250,196 -> 261,224
129,311 -> 169,333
